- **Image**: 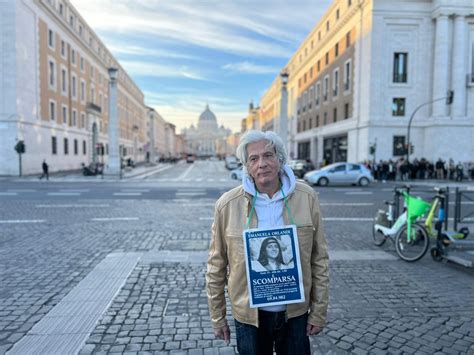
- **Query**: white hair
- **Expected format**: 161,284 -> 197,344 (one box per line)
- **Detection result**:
236,131 -> 287,172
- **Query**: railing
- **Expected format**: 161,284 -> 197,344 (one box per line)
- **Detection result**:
454,188 -> 474,230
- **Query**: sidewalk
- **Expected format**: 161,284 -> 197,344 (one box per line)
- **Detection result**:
0,162 -> 180,183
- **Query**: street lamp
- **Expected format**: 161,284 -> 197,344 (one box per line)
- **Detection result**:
104,67 -> 120,177
279,70 -> 289,149
406,90 -> 454,165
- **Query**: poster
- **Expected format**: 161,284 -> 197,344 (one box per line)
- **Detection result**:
242,225 -> 304,308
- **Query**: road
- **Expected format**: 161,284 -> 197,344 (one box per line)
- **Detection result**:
0,160 -> 473,354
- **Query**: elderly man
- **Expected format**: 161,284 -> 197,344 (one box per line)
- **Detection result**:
206,130 -> 329,355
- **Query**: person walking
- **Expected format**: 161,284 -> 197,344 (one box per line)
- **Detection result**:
39,159 -> 49,180
206,130 -> 329,355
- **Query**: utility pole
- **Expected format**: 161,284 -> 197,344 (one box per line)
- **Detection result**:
406,90 -> 454,164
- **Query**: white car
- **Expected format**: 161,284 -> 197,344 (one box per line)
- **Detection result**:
304,162 -> 374,186
230,166 -> 243,180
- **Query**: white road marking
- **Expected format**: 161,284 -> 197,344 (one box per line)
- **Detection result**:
36,204 -> 110,208
177,163 -> 195,180
0,219 -> 45,224
91,217 -> 139,221
59,189 -> 90,192
199,217 -> 214,220
0,192 -> 17,196
7,189 -> 36,192
183,203 -> 215,207
120,189 -> 150,193
47,192 -> 81,196
176,192 -> 206,196
345,192 -> 373,195
113,192 -> 142,196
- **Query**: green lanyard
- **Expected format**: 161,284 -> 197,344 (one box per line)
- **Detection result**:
245,185 -> 296,229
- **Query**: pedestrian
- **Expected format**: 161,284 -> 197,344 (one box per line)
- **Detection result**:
206,130 -> 329,355
456,162 -> 464,182
39,159 -> 49,180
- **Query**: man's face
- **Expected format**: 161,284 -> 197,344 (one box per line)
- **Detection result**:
246,140 -> 280,189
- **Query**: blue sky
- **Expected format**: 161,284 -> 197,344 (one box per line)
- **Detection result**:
71,0 -> 333,132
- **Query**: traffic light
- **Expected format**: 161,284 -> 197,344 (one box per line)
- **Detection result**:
369,144 -> 376,155
446,90 -> 454,105
14,140 -> 25,154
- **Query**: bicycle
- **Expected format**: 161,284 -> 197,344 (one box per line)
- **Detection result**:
373,186 -> 431,262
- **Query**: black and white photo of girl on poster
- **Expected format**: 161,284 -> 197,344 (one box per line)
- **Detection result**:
243,225 -> 304,308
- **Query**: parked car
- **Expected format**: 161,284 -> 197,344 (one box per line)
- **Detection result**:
225,156 -> 239,170
304,162 -> 374,186
230,166 -> 243,180
288,159 -> 315,178
186,154 -> 195,163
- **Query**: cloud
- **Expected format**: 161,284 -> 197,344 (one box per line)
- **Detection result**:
222,61 -> 279,74
105,43 -> 200,61
119,60 -> 211,81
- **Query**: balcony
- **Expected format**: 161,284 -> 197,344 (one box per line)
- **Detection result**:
86,102 -> 102,114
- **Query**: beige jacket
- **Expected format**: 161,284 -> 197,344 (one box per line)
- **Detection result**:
206,181 -> 329,328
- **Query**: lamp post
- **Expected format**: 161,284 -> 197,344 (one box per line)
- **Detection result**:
406,90 -> 454,165
105,67 -> 120,177
279,70 -> 289,148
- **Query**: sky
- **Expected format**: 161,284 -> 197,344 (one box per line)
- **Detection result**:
71,0 -> 333,133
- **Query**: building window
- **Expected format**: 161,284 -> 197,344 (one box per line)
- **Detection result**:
80,80 -> 85,102
64,138 -> 69,155
323,76 -> 329,101
335,43 -> 339,57
48,29 -> 54,48
348,0 -> 352,6
392,98 -> 406,116
346,31 -> 351,48
74,139 -> 78,155
303,120 -> 306,131
59,2 -> 64,15
81,112 -> 85,128
309,117 -> 313,129
69,15 -> 74,27
316,115 -> 320,127
393,136 -> 406,156
393,52 -> 408,83
62,105 -> 67,124
72,110 -> 77,126
317,60 -> 321,72
333,69 -> 339,97
71,49 -> 76,65
49,100 -> 56,121
316,82 -> 321,106
83,140 -> 87,155
326,20 -> 330,32
91,66 -> 94,79
325,52 -> 329,65
79,25 -> 83,37
61,40 -> 66,57
336,9 -> 340,20
297,121 -> 301,133
344,60 -> 352,91
52,136 -> 57,155
48,60 -> 56,89
80,57 -> 84,72
61,68 -> 67,95
323,112 -> 328,125
344,103 -> 350,119
71,75 -> 77,99
333,108 -> 337,122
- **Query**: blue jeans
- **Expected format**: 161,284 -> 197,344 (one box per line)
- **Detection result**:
234,311 -> 310,355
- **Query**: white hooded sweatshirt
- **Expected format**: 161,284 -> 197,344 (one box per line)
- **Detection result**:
242,165 -> 297,312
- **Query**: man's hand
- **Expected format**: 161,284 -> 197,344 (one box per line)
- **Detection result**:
306,323 -> 323,336
214,324 -> 231,344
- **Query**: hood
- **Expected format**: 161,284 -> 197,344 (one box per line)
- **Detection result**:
243,165 -> 296,200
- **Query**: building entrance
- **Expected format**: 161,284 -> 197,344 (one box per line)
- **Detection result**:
323,135 -> 347,165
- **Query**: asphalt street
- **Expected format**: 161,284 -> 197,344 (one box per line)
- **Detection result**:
1,160 -> 473,354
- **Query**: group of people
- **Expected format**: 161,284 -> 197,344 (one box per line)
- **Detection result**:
366,158 -> 473,182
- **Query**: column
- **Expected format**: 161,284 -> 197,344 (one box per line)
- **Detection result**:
451,15 -> 467,117
105,69 -> 120,176
432,15 -> 450,117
